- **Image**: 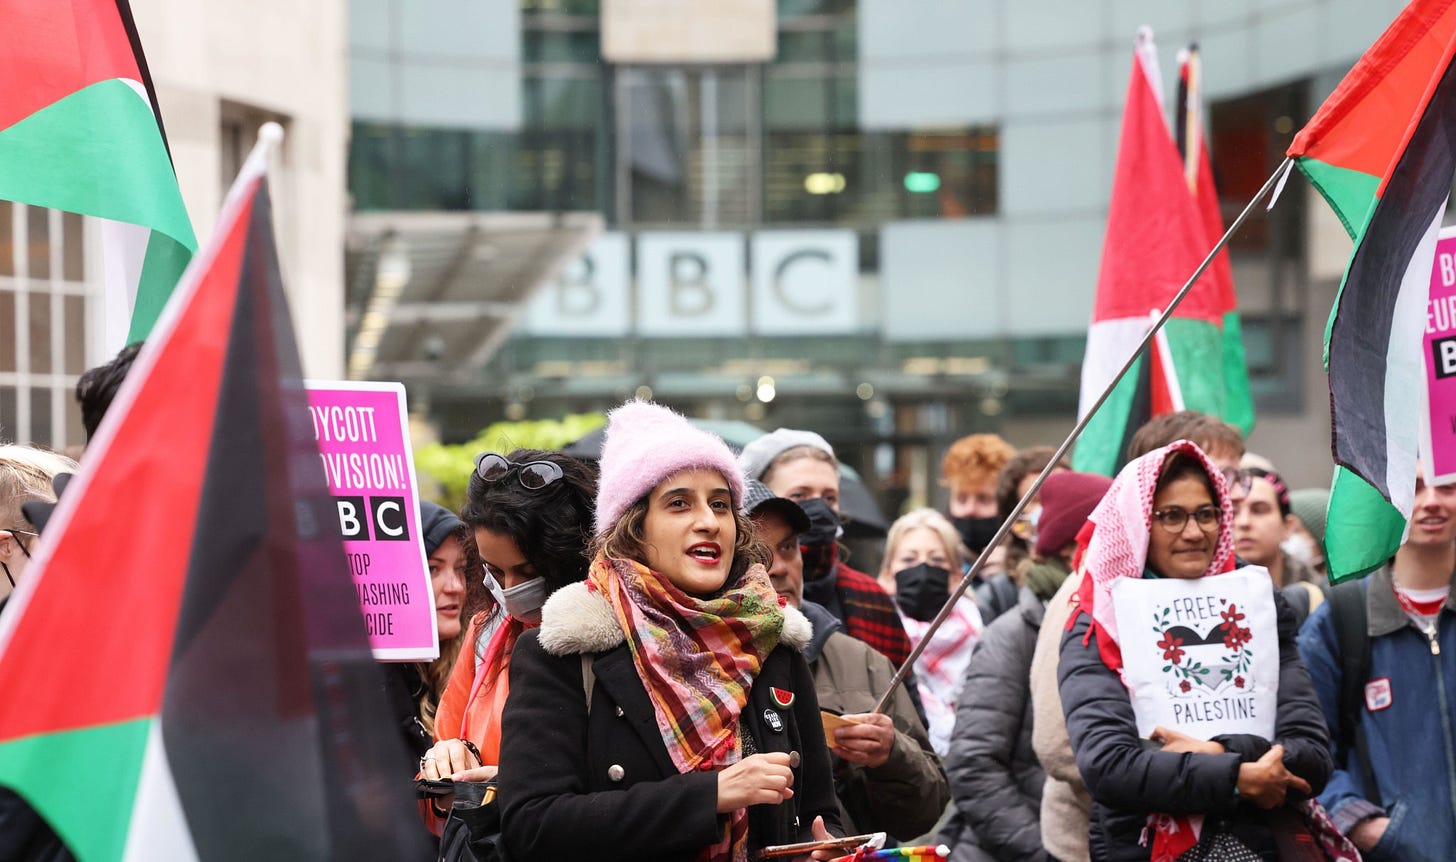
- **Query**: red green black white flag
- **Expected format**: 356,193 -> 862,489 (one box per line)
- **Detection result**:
1288,0 -> 1456,581
0,0 -> 197,349
1074,29 -> 1255,476
0,132 -> 426,859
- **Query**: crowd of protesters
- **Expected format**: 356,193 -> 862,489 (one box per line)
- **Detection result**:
4,340 -> 1455,862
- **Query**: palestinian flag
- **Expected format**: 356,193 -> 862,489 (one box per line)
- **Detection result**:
0,135 -> 426,859
1075,29 -> 1251,476
1,0 -> 197,349
1177,45 -> 1257,438
1288,0 -> 1456,581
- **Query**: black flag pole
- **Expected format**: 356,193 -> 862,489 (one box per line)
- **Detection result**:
871,156 -> 1294,715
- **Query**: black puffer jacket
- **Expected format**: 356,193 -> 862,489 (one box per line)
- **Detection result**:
939,586 -> 1050,862
1058,587 -> 1332,861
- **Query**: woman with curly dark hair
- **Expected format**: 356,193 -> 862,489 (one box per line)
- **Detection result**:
416,448 -> 596,831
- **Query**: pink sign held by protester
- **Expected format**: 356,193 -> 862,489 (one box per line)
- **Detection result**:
307,380 -> 438,661
1423,227 -> 1456,487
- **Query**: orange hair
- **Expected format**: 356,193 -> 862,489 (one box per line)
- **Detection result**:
940,433 -> 1015,491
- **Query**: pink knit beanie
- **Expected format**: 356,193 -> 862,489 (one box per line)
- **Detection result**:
594,400 -> 746,534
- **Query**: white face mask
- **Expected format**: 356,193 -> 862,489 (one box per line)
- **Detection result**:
1281,533 -> 1321,567
483,570 -> 547,623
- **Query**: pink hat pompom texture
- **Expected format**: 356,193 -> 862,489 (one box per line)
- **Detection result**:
594,400 -> 746,534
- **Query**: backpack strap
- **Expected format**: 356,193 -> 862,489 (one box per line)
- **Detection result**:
581,653 -> 595,714
1328,580 -> 1379,801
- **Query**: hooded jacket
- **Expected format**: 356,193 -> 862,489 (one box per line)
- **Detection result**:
799,601 -> 948,840
1297,565 -> 1456,862
940,586 -> 1049,862
498,582 -> 842,861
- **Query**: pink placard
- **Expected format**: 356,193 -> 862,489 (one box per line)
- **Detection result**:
306,381 -> 437,661
1423,227 -> 1456,486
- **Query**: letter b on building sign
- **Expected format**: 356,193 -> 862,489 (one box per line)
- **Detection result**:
1434,336 -> 1456,379
522,233 -> 630,336
751,230 -> 858,335
637,232 -> 744,336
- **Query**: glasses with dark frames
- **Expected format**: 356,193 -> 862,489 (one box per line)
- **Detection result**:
1151,505 -> 1222,534
474,453 -> 564,490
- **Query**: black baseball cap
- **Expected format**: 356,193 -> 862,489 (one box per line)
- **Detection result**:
741,480 -> 812,533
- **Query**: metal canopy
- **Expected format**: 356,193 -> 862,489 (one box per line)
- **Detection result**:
344,210 -> 603,382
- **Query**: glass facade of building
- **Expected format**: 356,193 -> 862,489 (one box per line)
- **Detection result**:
348,0 -> 1403,499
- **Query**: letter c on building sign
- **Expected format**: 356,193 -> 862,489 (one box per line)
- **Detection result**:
669,252 -> 714,316
773,250 -> 835,315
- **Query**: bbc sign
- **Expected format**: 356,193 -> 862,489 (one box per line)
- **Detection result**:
524,230 -> 859,337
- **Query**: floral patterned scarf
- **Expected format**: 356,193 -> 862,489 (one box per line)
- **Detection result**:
588,555 -> 784,862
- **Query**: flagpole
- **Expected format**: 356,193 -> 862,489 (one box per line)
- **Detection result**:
871,156 -> 1294,716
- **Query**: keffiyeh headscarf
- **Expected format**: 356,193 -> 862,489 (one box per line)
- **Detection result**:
1073,439 -> 1237,672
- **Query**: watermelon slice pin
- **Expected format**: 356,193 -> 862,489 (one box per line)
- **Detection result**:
770,687 -> 794,708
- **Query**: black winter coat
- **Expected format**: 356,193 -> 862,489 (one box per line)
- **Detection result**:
940,586 -> 1049,862
1058,586 -> 1331,861
499,582 -> 842,861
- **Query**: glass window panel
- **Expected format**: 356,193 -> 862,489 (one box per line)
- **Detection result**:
64,295 -> 87,374
62,212 -> 84,282
29,388 -> 51,447
525,75 -> 602,129
523,30 -> 600,63
0,291 -> 14,373
26,206 -> 49,279
0,388 -> 14,441
0,201 -> 12,276
64,387 -> 85,449
29,294 -> 51,374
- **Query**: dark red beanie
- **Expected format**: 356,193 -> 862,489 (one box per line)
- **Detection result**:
1034,470 -> 1113,558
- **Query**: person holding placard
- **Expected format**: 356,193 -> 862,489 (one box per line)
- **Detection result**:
1058,440 -> 1333,861
498,401 -> 842,861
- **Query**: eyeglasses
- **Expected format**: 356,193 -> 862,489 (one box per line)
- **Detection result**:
1152,505 -> 1221,534
474,453 -> 564,490
1221,468 -> 1252,497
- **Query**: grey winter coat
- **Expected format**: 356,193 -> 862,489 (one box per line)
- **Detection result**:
940,586 -> 1050,862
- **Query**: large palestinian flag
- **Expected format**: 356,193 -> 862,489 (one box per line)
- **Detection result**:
1075,30 -> 1252,476
0,135 -> 426,859
0,0 -> 197,348
1288,0 -> 1456,581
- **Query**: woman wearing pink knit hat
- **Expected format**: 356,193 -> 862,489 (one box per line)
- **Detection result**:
499,401 -> 843,862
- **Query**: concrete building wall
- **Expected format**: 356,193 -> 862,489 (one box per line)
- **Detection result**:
131,0 -> 349,379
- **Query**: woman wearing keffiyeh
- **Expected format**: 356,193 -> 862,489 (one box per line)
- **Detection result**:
499,401 -> 843,862
1057,440 -> 1333,861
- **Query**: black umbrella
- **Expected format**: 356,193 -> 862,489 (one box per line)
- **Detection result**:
560,420 -> 889,538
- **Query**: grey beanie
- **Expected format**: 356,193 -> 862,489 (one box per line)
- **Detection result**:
737,428 -> 836,481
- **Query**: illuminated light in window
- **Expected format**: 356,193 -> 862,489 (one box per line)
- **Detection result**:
803,172 -> 847,195
903,171 -> 941,193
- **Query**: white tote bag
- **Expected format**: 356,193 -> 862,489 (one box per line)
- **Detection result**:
1110,567 -> 1279,740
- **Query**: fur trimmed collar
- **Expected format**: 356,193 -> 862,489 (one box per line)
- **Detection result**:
538,581 -> 812,657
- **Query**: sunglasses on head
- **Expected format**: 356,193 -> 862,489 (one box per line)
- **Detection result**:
474,453 -> 564,490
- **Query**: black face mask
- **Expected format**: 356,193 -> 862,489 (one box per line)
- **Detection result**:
797,498 -> 840,582
952,515 -> 1000,554
894,562 -> 951,622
